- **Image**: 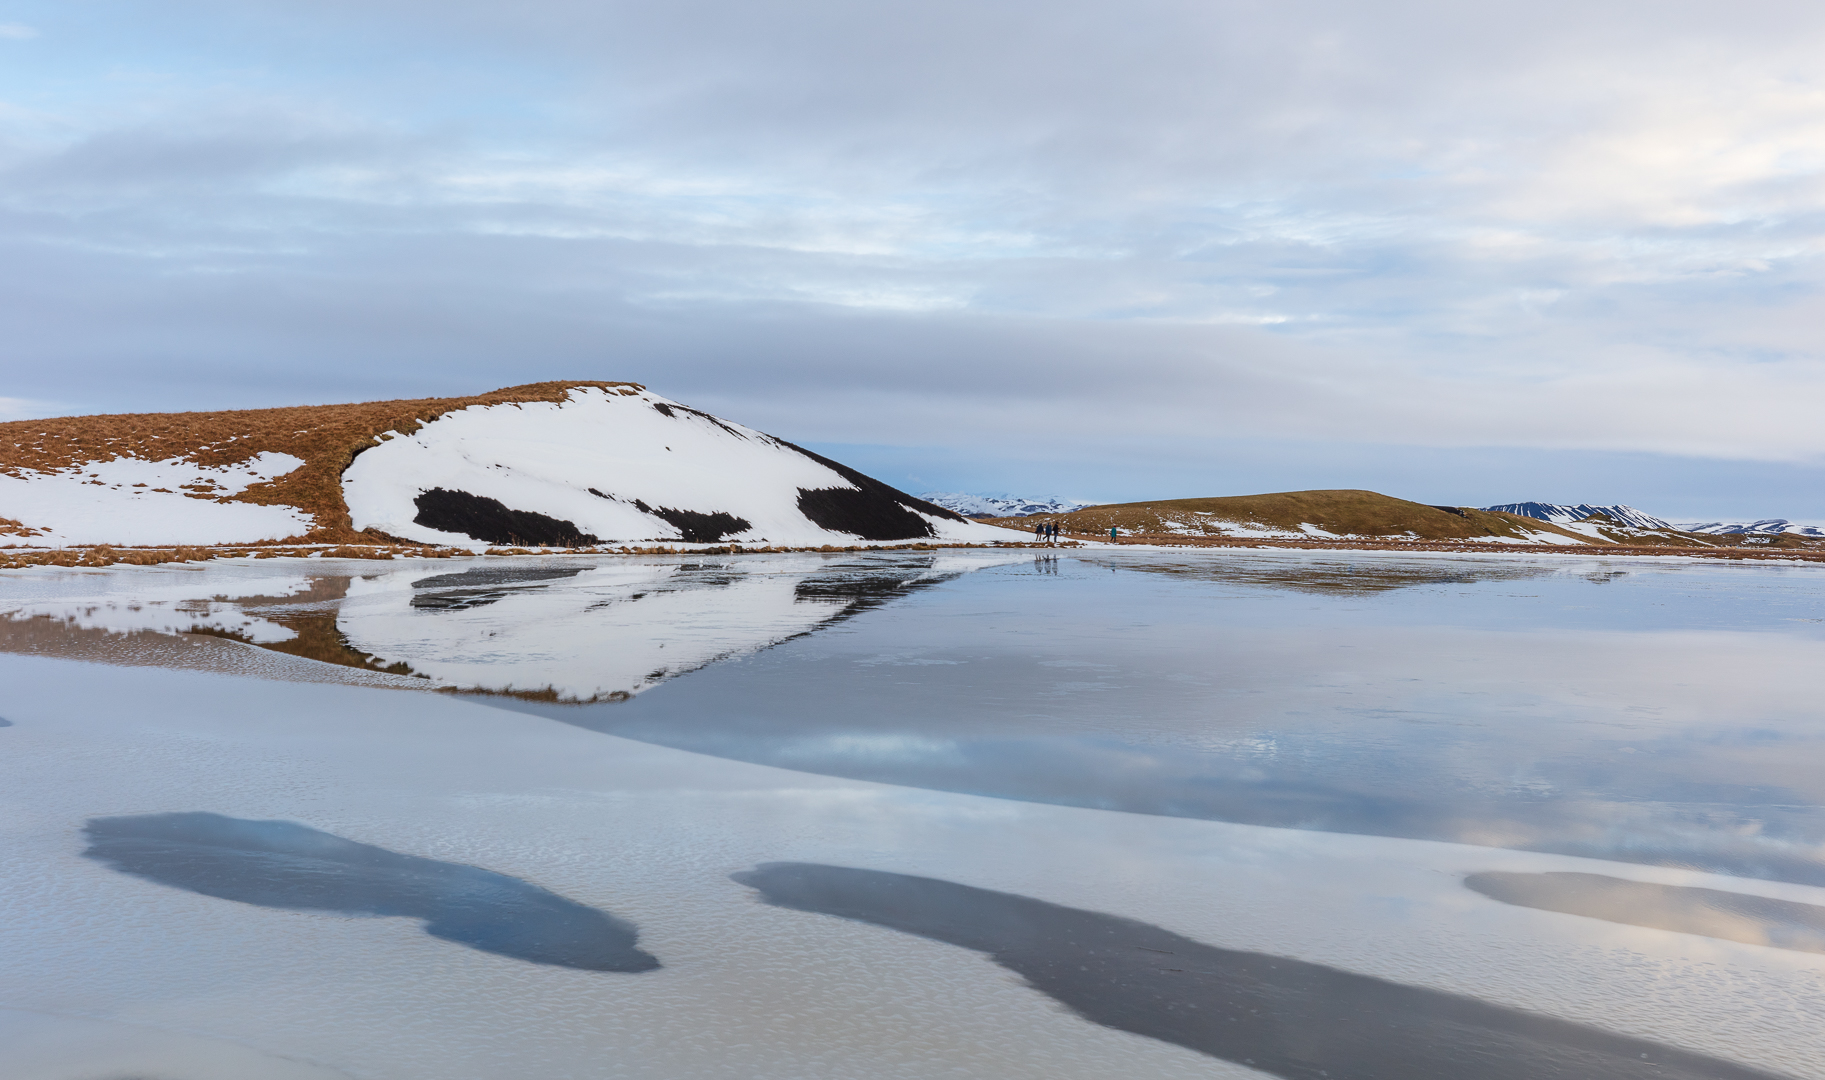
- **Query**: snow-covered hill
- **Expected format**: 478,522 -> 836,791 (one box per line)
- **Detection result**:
1482,502 -> 1674,530
917,492 -> 1091,518
1676,519 -> 1825,538
1,384 -> 1023,549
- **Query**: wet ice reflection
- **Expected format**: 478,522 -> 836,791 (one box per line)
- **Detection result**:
0,552 -> 990,700
10,547 -> 1825,888
1466,871 -> 1825,954
83,812 -> 658,971
494,550 -> 1825,886
737,862 -> 1787,1080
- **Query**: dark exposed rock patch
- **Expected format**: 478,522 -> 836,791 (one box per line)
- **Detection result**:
796,487 -> 936,541
630,500 -> 752,543
734,863 -> 1787,1080
412,488 -> 599,546
84,812 -> 658,972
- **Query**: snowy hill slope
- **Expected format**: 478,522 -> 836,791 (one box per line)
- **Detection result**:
0,383 -> 1021,549
918,493 -> 1090,518
1482,502 -> 1674,530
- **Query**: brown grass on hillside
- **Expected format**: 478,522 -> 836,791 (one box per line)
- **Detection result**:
1016,489 -> 1608,543
0,381 -> 643,544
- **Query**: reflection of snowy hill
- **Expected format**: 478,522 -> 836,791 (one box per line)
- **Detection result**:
0,552 -> 1025,702
918,493 -> 1090,518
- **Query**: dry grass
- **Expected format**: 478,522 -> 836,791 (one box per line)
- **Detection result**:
1009,489 -> 1597,543
989,488 -> 1825,554
0,381 -> 643,544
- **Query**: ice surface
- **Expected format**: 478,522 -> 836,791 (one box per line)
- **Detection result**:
4,657 -> 1824,1079
4,547 -> 1824,1078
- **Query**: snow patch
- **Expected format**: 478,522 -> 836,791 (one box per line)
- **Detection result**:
0,453 -> 310,546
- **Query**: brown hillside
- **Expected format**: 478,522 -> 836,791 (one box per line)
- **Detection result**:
0,381 -> 643,544
1020,489 -> 1598,543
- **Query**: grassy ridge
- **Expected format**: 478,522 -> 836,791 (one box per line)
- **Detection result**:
1005,489 -> 1593,542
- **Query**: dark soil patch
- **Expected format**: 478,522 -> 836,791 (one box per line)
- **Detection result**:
778,436 -> 968,540
413,488 -> 600,547
797,487 -> 936,541
630,500 -> 752,543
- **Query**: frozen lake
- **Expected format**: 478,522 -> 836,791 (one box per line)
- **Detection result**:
2,548 -> 1822,1078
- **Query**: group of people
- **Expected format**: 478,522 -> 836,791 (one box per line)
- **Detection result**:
1032,520 -> 1122,543
1032,520 -> 1123,543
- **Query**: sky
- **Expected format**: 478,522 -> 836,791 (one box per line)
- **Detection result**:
2,0 -> 1823,521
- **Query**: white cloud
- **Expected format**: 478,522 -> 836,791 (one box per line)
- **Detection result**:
0,23 -> 37,39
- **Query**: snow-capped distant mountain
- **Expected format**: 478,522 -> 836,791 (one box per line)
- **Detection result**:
1483,503 -> 1673,530
918,493 -> 1091,518
1676,519 -> 1825,538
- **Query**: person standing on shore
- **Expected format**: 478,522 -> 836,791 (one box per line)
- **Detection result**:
1110,526 -> 1119,541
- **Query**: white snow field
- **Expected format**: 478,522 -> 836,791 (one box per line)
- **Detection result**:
0,452 -> 311,547
343,387 -> 1016,549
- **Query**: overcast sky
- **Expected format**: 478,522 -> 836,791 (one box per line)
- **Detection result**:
2,0 -> 1823,519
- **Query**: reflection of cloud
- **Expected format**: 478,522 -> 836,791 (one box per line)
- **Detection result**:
1467,871 -> 1825,955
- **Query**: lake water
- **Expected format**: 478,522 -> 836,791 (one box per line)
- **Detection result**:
2,547 -> 1822,1079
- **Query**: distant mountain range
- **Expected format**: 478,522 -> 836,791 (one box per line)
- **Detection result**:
1481,503 -> 1673,530
1676,519 -> 1825,538
1486,502 -> 1822,537
919,493 -> 1091,518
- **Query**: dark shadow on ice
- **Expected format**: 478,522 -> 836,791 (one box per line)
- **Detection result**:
410,565 -> 595,610
734,863 -> 1788,1080
0,716 -> 11,726
1466,871 -> 1825,954
82,812 -> 658,972
411,565 -> 592,590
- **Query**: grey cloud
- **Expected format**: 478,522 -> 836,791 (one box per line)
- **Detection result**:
3,0 -> 1825,511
